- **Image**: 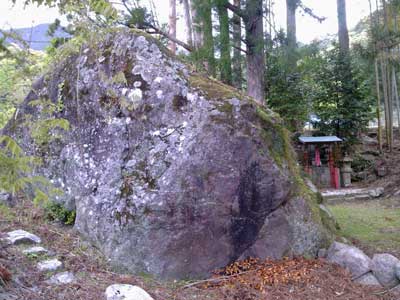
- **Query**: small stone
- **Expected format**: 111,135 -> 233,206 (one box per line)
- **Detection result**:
355,272 -> 382,286
37,259 -> 63,272
105,284 -> 154,300
0,191 -> 11,206
22,246 -> 48,255
46,272 -> 76,285
368,187 -> 384,198
371,254 -> 400,287
3,230 -> 41,245
317,248 -> 327,258
0,292 -> 18,300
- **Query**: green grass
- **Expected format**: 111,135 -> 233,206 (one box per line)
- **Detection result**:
0,203 -> 15,222
328,202 -> 400,255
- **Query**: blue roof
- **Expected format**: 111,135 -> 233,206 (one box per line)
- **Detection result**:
299,136 -> 342,143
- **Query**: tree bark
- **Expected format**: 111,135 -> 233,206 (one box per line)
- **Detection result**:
374,59 -> 383,152
216,0 -> 232,84
168,0 -> 177,54
286,0 -> 297,68
244,0 -> 265,104
182,0 -> 193,47
202,0 -> 216,76
190,0 -> 215,76
232,0 -> 242,88
190,0 -> 204,49
381,58 -> 391,150
337,0 -> 350,56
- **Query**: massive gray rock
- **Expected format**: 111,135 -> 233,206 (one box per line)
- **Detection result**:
4,28 -> 333,279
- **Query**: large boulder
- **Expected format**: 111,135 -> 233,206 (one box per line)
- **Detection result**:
3,29 -> 333,279
326,242 -> 371,278
371,254 -> 400,287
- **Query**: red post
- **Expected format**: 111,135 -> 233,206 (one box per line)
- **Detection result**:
328,146 -> 340,189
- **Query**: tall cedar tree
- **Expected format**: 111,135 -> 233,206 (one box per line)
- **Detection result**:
227,0 -> 265,104
215,0 -> 232,84
182,0 -> 193,47
337,0 -> 350,56
169,0 -> 177,54
286,0 -> 298,68
191,0 -> 216,76
232,0 -> 242,89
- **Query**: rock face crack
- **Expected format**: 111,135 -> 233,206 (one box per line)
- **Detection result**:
231,162 -> 288,258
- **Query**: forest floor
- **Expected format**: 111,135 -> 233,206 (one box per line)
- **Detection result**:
1,201 -> 399,300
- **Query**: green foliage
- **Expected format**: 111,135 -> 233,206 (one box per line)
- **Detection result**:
0,135 -> 59,201
43,201 -> 76,225
0,49 -> 46,128
25,98 -> 70,147
309,46 -> 373,148
266,32 -> 310,131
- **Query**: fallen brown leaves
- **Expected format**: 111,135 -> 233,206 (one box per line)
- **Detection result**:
0,265 -> 12,283
202,257 -> 323,291
192,257 -> 399,300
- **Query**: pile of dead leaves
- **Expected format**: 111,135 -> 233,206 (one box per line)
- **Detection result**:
203,257 -> 324,291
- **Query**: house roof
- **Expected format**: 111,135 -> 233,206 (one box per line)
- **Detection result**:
299,136 -> 343,144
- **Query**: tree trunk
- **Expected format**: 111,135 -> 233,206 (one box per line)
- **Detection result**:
202,0 -> 216,76
374,59 -> 383,152
182,0 -> 193,47
286,0 -> 297,68
244,0 -> 265,104
190,0 -> 215,76
168,0 -> 177,54
337,0 -> 350,56
190,0 -> 203,49
232,0 -> 242,89
216,0 -> 232,84
381,58 -> 391,150
393,70 -> 400,131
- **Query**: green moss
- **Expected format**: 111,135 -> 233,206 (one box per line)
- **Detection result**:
256,106 -> 333,235
0,203 -> 15,222
188,74 -> 243,100
216,102 -> 234,114
44,201 -> 76,225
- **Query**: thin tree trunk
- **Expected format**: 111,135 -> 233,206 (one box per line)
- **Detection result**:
381,58 -> 391,149
286,0 -> 297,68
392,69 -> 400,131
232,0 -> 242,89
168,0 -> 177,54
388,63 -> 394,151
375,59 -> 383,152
337,0 -> 350,56
190,0 -> 203,49
182,0 -> 193,47
244,0 -> 265,104
216,0 -> 232,84
382,0 -> 393,151
203,0 -> 216,76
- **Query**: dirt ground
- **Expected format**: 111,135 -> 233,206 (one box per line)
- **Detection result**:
0,202 -> 399,300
